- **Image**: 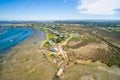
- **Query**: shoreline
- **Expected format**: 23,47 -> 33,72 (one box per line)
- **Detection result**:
0,28 -> 33,53
0,30 -> 57,80
0,28 -> 120,80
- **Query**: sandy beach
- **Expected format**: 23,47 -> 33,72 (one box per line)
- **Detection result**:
0,30 -> 57,80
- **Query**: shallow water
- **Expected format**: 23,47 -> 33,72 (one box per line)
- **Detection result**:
0,28 -> 32,52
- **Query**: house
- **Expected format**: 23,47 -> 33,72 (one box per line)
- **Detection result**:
56,68 -> 64,77
54,32 -> 60,36
49,47 -> 59,52
47,40 -> 54,45
59,34 -> 64,38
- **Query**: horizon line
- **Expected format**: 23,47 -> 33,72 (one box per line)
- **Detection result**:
0,19 -> 120,21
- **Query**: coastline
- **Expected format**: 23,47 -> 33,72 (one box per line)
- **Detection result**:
0,28 -> 33,53
0,28 -> 120,80
0,30 -> 57,80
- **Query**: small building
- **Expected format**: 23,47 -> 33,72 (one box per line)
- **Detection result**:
54,32 -> 60,36
49,47 -> 59,52
56,68 -> 64,77
59,34 -> 64,38
47,40 -> 54,45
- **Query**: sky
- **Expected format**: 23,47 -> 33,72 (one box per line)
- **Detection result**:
0,0 -> 120,20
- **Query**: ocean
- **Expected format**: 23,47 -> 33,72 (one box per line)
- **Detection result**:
0,28 -> 33,52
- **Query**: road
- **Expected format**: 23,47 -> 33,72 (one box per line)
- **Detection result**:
58,35 -> 72,67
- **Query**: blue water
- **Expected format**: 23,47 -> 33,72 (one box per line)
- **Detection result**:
0,28 -> 32,52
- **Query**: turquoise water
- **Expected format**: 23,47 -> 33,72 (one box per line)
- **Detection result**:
0,28 -> 32,52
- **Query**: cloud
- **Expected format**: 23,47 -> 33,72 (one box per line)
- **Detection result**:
63,0 -> 67,2
77,0 -> 120,15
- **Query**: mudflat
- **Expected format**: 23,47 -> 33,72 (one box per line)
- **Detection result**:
0,30 -> 56,80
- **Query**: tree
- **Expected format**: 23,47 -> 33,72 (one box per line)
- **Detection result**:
57,37 -> 63,43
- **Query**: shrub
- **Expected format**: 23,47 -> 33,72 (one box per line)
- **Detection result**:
57,37 -> 63,43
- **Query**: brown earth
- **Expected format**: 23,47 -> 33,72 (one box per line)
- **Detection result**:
65,36 -> 109,61
61,61 -> 120,80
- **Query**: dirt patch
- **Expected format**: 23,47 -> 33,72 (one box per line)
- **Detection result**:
68,40 -> 83,47
81,75 -> 94,80
61,63 -> 120,80
68,43 -> 109,60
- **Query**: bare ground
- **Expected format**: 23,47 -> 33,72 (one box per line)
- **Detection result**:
61,61 -> 120,80
67,43 -> 109,60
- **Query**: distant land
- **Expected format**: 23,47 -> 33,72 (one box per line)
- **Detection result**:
0,20 -> 120,24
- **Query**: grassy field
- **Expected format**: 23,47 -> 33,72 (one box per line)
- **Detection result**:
59,25 -> 120,67
66,36 -> 100,49
107,27 -> 120,32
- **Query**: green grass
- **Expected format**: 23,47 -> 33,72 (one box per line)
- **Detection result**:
39,28 -> 57,47
33,27 -> 70,48
107,27 -> 120,32
46,52 -> 56,58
